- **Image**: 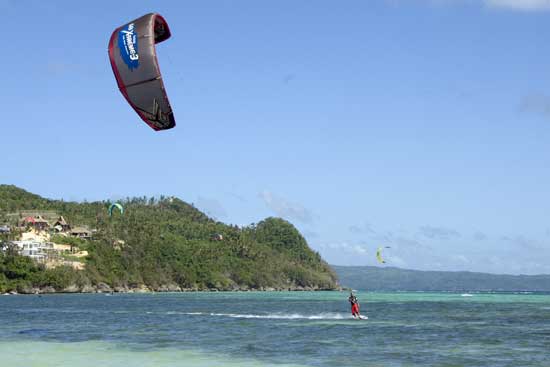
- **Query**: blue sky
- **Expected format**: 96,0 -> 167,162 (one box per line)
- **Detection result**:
1,0 -> 550,274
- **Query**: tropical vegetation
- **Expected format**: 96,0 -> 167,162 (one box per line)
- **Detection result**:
0,185 -> 337,293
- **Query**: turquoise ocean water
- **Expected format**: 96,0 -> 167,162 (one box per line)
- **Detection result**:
1,291 -> 549,366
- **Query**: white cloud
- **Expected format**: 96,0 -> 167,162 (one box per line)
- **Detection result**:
473,231 -> 488,241
451,254 -> 470,264
259,190 -> 314,223
368,229 -> 430,250
501,234 -> 542,250
224,189 -> 247,203
418,225 -> 461,240
520,93 -> 550,119
349,222 -> 376,235
317,241 -> 370,256
485,0 -> 550,11
195,196 -> 227,220
301,230 -> 320,239
387,0 -> 550,11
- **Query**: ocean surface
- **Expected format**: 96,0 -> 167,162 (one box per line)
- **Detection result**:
1,291 -> 549,366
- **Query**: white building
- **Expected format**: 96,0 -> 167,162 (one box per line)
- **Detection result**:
11,241 -> 54,262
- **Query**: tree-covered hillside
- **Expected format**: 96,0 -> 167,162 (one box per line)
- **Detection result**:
0,185 -> 338,293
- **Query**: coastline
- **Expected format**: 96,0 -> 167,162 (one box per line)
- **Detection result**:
3,283 -> 342,295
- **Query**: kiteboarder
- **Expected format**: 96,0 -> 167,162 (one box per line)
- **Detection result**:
349,291 -> 361,319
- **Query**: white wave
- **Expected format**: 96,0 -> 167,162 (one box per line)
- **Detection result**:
183,312 -> 347,320
461,293 -> 474,297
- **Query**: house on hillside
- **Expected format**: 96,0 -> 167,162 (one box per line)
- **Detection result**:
11,241 -> 53,262
34,216 -> 50,231
53,216 -> 71,233
70,227 -> 91,239
0,225 -> 10,234
20,217 -> 35,229
211,233 -> 224,241
17,210 -> 58,222
20,216 -> 50,231
8,240 -> 85,265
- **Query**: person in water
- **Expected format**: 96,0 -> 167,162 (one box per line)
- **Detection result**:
348,292 -> 361,318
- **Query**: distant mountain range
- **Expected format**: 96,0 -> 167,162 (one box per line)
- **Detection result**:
333,265 -> 550,292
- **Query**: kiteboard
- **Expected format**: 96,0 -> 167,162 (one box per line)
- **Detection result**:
354,315 -> 368,320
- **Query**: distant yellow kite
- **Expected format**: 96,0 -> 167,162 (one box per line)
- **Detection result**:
376,246 -> 391,264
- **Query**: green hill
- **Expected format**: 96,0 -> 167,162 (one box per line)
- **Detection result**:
0,185 -> 337,293
333,265 -> 550,292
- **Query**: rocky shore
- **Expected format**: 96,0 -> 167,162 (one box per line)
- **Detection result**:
3,283 -> 340,295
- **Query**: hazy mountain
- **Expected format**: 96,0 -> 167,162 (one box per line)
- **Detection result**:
333,265 -> 550,292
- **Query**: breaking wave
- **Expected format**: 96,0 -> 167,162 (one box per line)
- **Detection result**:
182,312 -> 347,320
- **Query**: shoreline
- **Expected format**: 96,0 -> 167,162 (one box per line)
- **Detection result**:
3,283 -> 343,295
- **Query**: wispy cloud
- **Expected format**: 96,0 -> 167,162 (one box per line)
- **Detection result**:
301,230 -> 320,239
386,255 -> 407,267
283,73 -> 296,84
318,241 -> 369,256
485,254 -> 550,274
485,0 -> 550,11
520,93 -> 550,119
195,196 -> 227,220
349,222 -> 376,235
473,231 -> 488,241
225,191 -> 247,203
318,240 -> 412,267
386,0 -> 550,11
259,190 -> 314,223
418,225 -> 461,240
451,254 -> 470,264
393,235 -> 430,249
501,234 -> 542,250
368,229 -> 430,249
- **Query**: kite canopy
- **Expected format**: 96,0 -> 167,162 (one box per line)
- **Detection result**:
108,13 -> 176,131
108,203 -> 124,217
376,247 -> 386,264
